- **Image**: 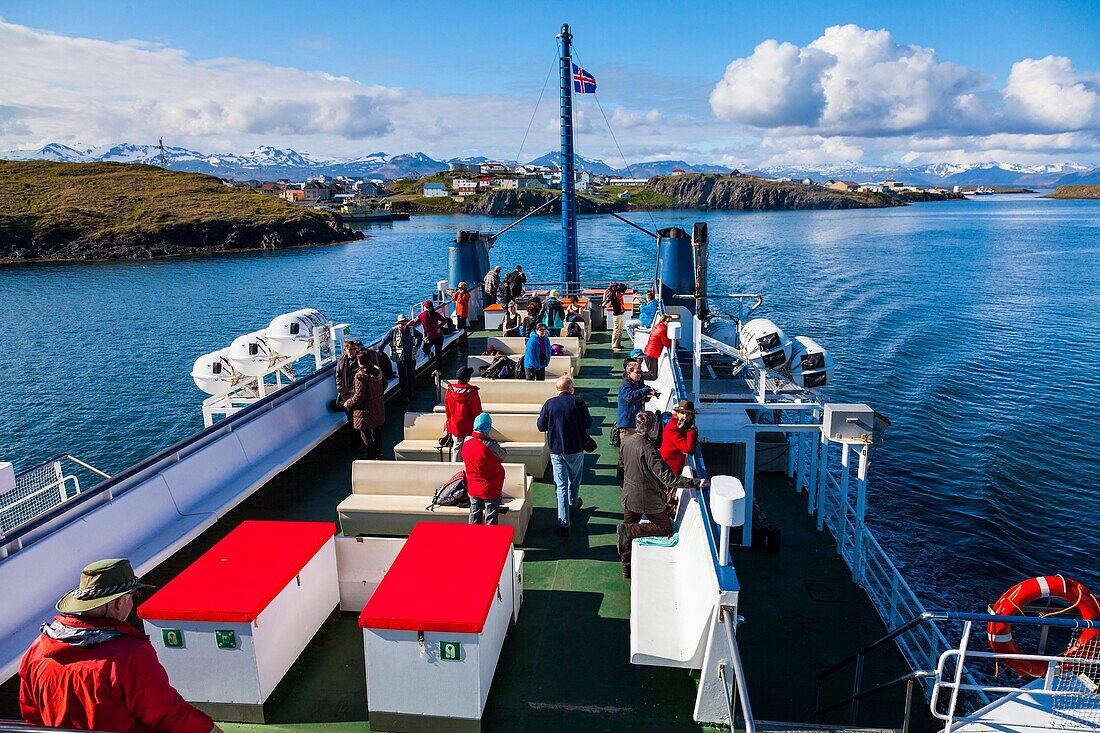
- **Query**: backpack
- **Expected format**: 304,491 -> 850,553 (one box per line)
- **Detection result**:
427,470 -> 469,510
551,344 -> 565,356
484,344 -> 501,356
480,354 -> 516,380
565,321 -> 582,338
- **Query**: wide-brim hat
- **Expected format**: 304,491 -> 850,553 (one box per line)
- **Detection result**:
673,399 -> 698,415
57,558 -> 153,614
395,313 -> 407,323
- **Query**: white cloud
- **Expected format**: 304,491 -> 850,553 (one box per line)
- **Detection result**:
709,40 -> 832,127
0,20 -> 395,148
1003,56 -> 1099,131
711,25 -> 985,135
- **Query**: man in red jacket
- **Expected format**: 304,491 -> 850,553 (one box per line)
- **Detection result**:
20,558 -> 220,733
444,366 -> 482,457
464,412 -> 508,525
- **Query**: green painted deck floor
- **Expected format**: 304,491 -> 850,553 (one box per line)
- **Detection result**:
1,327 -> 922,732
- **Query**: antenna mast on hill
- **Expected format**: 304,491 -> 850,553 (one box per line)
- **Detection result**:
158,137 -> 167,167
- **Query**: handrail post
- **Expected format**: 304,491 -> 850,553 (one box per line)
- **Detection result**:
902,678 -> 915,733
851,653 -> 865,725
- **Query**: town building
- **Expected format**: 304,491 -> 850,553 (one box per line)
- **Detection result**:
282,189 -> 306,203
858,183 -> 885,193
672,168 -> 686,176
449,162 -> 480,173
826,180 -> 859,193
422,182 -> 448,198
577,170 -> 592,192
452,179 -> 479,196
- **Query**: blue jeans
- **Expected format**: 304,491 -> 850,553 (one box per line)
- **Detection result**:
550,452 -> 585,528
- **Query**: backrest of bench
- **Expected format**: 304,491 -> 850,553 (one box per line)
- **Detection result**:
466,379 -> 557,404
487,336 -> 580,357
467,354 -> 574,377
351,460 -> 527,497
403,412 -> 543,442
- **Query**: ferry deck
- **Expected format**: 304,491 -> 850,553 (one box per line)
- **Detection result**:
1,320 -> 917,732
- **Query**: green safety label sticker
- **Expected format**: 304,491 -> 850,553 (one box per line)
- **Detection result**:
162,629 -> 184,648
215,630 -> 237,649
439,641 -> 461,661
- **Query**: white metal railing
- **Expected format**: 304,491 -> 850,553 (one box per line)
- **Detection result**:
0,455 -> 111,536
791,428 -> 960,692
717,606 -> 756,733
931,620 -> 1100,730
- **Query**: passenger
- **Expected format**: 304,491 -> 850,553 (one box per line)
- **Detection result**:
543,289 -> 566,336
498,270 -> 516,308
521,298 -> 543,337
383,314 -> 423,403
342,351 -> 387,458
625,290 -> 659,341
607,282 -> 628,351
660,400 -> 699,475
482,265 -> 502,308
450,282 -> 471,343
444,366 -> 482,457
537,375 -> 593,537
335,339 -> 363,444
618,412 -> 709,579
564,296 -> 585,339
524,323 -> 553,381
19,559 -> 222,733
616,360 -> 657,447
412,299 -> 450,376
510,264 -> 528,299
501,301 -> 523,337
464,413 -> 508,526
641,313 -> 674,381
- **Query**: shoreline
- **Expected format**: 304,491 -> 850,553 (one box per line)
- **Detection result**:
0,236 -> 367,267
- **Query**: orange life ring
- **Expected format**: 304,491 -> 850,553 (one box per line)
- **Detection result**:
987,575 -> 1100,677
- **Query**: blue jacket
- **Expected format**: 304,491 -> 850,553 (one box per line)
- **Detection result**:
617,376 -> 650,428
524,333 -> 553,370
536,393 -> 593,454
637,300 -> 660,328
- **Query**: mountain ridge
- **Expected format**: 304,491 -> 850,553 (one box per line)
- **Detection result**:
3,142 -> 1097,187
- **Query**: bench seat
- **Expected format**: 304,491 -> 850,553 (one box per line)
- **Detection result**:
393,412 -> 549,477
468,354 -> 577,377
337,461 -> 532,543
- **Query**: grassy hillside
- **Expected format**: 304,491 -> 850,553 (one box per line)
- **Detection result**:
0,160 -> 357,261
1044,185 -> 1100,199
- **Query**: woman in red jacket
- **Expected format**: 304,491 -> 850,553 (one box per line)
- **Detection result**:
641,313 -> 673,380
464,412 -> 508,525
660,400 -> 699,475
444,366 -> 482,456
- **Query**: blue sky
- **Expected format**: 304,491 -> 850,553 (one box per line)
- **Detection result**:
2,1 -> 1099,166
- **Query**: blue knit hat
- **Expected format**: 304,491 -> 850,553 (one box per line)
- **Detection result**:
473,412 -> 492,434
630,348 -> 644,358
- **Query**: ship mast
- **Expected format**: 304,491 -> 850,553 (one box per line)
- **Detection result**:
557,24 -> 579,292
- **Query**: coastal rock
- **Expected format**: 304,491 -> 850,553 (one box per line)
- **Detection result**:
642,174 -> 899,210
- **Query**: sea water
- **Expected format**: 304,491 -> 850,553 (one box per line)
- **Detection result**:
1,195 -> 1097,611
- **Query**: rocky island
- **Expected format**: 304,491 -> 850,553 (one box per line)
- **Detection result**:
382,172 -> 961,216
1044,185 -> 1100,199
0,161 -> 361,263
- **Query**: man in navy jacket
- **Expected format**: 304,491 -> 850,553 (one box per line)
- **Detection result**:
537,375 -> 593,537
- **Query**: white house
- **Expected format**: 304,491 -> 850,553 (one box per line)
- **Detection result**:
423,182 -> 448,198
576,170 -> 592,192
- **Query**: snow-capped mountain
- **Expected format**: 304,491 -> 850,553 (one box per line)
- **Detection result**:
2,142 -> 1097,186
527,151 -> 619,176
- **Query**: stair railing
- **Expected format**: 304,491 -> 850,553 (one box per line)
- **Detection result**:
816,610 -> 1100,730
717,605 -> 756,733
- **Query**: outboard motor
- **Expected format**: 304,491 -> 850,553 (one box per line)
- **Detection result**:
739,318 -> 792,371
788,336 -> 833,389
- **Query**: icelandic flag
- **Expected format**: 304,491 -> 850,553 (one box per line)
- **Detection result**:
572,64 -> 597,94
